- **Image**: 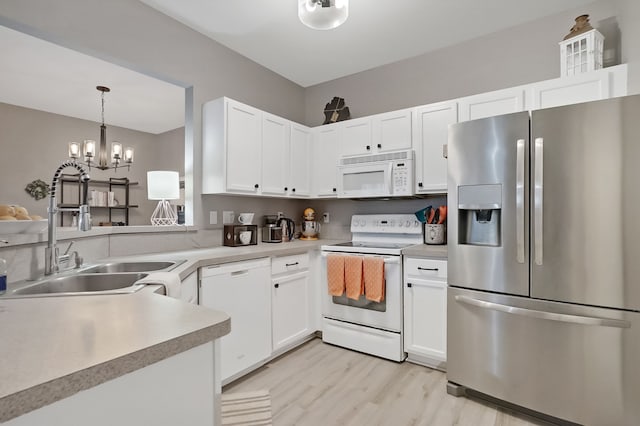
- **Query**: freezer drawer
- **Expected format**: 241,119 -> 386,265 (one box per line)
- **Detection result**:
447,287 -> 640,426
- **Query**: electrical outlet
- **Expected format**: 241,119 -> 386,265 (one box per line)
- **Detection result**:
209,211 -> 217,225
323,212 -> 330,223
223,211 -> 235,224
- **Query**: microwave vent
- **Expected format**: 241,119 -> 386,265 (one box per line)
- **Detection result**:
340,150 -> 412,166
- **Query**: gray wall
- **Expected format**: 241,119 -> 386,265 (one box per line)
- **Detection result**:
304,0 -> 635,125
0,0 -> 306,229
0,102 -> 184,226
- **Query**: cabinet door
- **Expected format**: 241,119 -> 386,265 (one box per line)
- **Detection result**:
414,101 -> 457,193
261,112 -> 289,196
225,100 -> 262,193
404,278 -> 447,363
199,261 -> 271,382
180,271 -> 198,304
313,124 -> 340,197
272,271 -> 313,351
530,69 -> 610,110
373,108 -> 413,152
458,86 -> 526,122
340,117 -> 372,156
289,123 -> 312,197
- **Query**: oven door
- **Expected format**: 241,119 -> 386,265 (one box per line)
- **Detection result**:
337,162 -> 393,198
320,252 -> 402,332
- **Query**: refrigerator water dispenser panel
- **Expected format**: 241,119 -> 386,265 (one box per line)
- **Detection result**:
458,184 -> 502,246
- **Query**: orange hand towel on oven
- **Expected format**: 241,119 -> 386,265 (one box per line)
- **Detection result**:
364,257 -> 385,302
345,255 -> 364,300
327,254 -> 345,296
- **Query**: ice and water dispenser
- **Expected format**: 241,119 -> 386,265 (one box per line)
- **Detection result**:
457,184 -> 501,246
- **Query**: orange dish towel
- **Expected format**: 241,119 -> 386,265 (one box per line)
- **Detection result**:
364,257 -> 385,302
345,255 -> 364,300
327,254 -> 345,296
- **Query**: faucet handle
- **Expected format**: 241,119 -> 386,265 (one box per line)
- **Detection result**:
74,252 -> 83,269
63,241 -> 75,256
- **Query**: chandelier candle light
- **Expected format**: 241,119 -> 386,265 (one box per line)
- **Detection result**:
298,0 -> 349,30
68,86 -> 134,171
147,171 -> 180,226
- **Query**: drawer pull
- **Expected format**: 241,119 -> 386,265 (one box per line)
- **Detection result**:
274,283 -> 280,288
417,267 -> 438,271
407,283 -> 413,288
285,262 -> 299,267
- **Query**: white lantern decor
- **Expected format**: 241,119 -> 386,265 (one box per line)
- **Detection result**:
559,15 -> 604,77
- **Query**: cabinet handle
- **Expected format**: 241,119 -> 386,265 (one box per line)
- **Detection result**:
292,188 -> 296,192
284,187 -> 288,191
254,184 -> 259,189
285,262 -> 299,267
274,283 -> 280,288
407,282 -> 412,288
377,143 -> 382,149
418,182 -> 423,187
332,188 -> 337,192
417,267 -> 438,271
366,145 -> 371,150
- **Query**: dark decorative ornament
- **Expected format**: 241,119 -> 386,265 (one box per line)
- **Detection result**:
25,179 -> 50,201
323,97 -> 351,124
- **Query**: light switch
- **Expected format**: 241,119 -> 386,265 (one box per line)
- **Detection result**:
209,211 -> 217,225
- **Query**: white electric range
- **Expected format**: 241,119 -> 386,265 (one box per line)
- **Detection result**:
320,214 -> 423,361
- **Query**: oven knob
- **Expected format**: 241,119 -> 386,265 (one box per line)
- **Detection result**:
360,220 -> 366,226
406,220 -> 411,227
414,221 -> 420,227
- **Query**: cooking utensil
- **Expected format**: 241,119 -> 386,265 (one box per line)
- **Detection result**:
427,207 -> 436,224
414,205 -> 432,223
437,206 -> 448,224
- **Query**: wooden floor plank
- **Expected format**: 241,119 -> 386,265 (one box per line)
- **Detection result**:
224,339 -> 553,426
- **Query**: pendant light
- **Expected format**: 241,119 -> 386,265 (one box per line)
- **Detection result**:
298,0 -> 349,30
68,86 -> 134,171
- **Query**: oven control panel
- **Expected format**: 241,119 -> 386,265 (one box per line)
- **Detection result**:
350,214 -> 422,234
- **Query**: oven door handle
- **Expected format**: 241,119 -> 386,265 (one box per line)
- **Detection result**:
320,252 -> 400,264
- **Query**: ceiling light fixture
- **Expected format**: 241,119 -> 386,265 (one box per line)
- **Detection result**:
68,86 -> 134,171
298,0 -> 349,30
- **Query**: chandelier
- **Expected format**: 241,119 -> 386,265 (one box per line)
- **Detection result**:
68,86 -> 134,171
298,0 -> 349,30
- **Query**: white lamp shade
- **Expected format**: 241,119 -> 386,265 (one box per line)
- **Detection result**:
147,171 -> 180,200
298,0 -> 349,30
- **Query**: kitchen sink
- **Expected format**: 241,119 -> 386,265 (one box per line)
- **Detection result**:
10,273 -> 149,297
80,260 -> 184,274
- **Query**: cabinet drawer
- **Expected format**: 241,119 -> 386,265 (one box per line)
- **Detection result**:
272,253 -> 309,275
404,258 -> 447,280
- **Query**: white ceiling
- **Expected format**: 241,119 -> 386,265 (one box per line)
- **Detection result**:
0,25 -> 185,135
139,0 -> 597,87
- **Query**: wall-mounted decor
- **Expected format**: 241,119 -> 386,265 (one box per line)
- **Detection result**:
24,179 -> 50,201
559,15 -> 604,77
323,96 -> 351,124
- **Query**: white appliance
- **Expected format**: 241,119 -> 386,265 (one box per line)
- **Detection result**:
321,214 -> 423,361
337,150 -> 414,198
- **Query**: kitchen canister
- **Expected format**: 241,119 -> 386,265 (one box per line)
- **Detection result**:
424,224 -> 446,245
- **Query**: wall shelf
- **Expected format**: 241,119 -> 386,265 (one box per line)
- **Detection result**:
58,174 -> 138,226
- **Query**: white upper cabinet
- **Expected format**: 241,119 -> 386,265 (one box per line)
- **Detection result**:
339,109 -> 413,157
529,64 -> 627,110
340,117 -> 372,156
372,108 -> 413,152
313,124 -> 340,197
202,97 -> 262,194
289,123 -> 312,197
458,86 -> 527,122
414,101 -> 457,193
261,112 -> 289,196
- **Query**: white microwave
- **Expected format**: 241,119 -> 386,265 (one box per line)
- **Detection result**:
337,149 -> 414,198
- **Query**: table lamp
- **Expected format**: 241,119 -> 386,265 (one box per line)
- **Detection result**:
147,171 -> 180,226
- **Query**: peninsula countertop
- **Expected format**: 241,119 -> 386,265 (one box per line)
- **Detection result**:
0,292 -> 230,423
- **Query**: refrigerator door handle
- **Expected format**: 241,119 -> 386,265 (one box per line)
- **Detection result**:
454,295 -> 631,328
534,137 -> 544,265
516,138 -> 525,264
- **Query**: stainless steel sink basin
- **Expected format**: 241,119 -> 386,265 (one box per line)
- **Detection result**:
11,273 -> 149,296
80,260 -> 183,274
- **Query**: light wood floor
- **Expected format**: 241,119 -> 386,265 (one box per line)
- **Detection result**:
223,338 -> 557,426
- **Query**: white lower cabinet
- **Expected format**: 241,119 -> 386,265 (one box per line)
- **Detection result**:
403,257 -> 447,370
180,271 -> 198,304
271,254 -> 314,353
199,258 -> 271,384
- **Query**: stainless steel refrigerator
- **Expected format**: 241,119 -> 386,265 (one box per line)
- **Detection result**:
447,94 -> 640,426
